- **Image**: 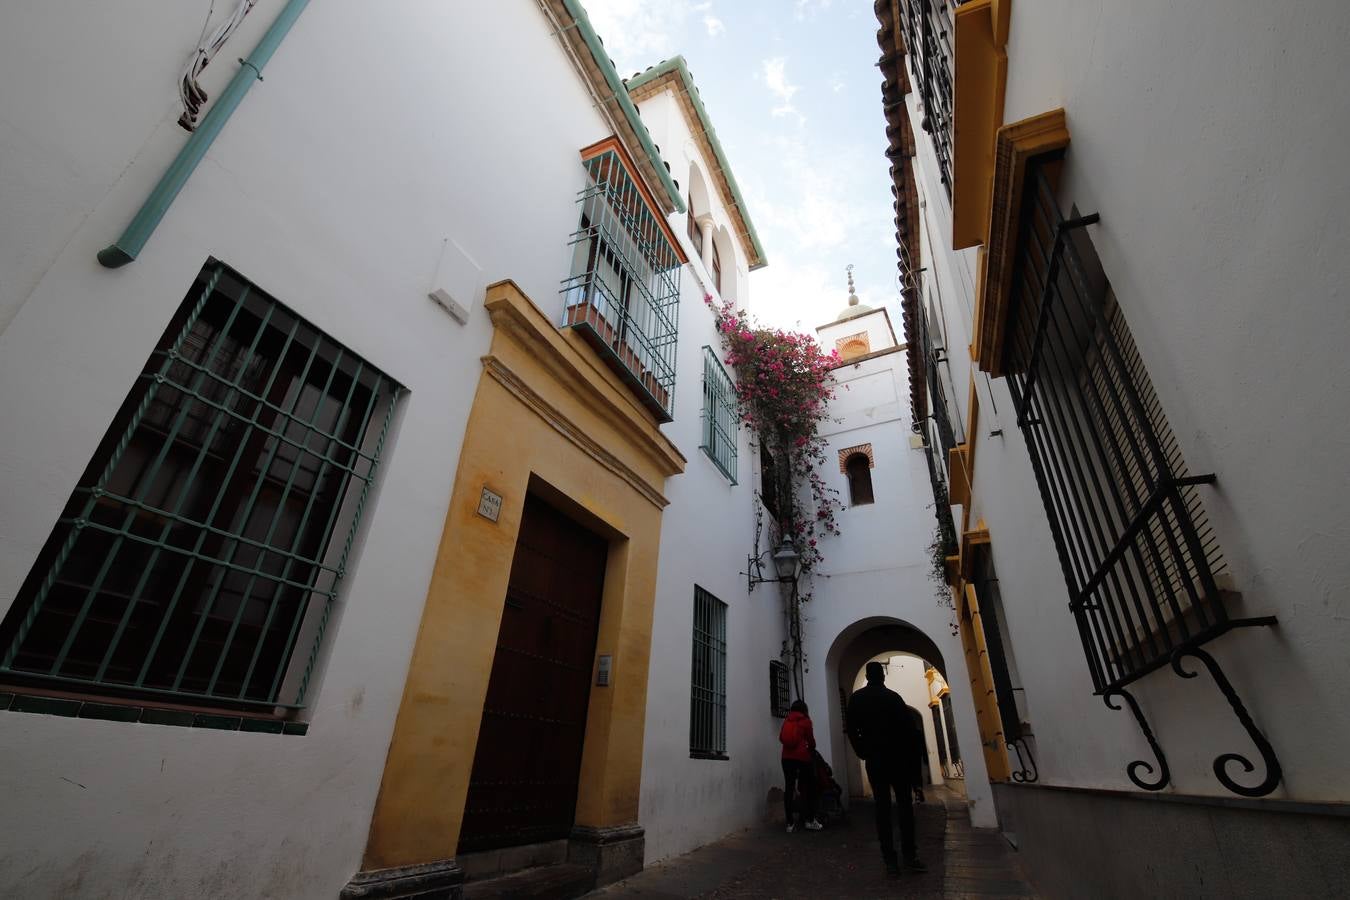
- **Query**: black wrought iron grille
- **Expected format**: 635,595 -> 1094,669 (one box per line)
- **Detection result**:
930,703 -> 949,768
940,692 -> 961,764
1005,159 -> 1232,694
770,659 -> 790,719
921,304 -> 958,457
691,586 -> 728,758
0,261 -> 401,711
969,548 -> 1022,742
899,0 -> 958,196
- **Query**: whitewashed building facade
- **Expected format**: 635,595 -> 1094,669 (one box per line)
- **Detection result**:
796,286 -> 996,826
0,2 -> 784,897
876,0 -> 1350,896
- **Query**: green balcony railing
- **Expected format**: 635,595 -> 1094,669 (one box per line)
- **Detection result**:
562,150 -> 681,422
0,261 -> 402,713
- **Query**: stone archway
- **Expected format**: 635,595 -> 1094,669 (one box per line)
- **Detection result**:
822,617 -> 949,803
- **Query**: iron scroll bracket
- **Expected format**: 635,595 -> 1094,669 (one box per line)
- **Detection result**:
1171,624 -> 1282,798
1007,736 -> 1039,783
1103,687 -> 1171,791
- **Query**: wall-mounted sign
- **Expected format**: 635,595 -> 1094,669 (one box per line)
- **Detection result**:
596,654 -> 612,687
477,486 -> 503,523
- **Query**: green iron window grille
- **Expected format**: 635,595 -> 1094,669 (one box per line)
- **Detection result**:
770,659 -> 790,719
700,346 -> 738,484
690,585 -> 728,758
0,260 -> 402,714
562,149 -> 682,422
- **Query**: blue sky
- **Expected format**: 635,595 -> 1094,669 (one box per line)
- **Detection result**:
582,0 -> 901,334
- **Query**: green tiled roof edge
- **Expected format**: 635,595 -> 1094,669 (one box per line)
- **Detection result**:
563,0 -> 687,214
626,56 -> 768,270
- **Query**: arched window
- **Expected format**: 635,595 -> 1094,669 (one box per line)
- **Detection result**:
687,192 -> 703,249
846,452 -> 874,505
711,239 -> 722,296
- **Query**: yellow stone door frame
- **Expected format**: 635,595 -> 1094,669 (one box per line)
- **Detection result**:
353,281 -> 685,887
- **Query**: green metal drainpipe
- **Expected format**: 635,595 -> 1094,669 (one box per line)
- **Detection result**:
97,0 -> 312,268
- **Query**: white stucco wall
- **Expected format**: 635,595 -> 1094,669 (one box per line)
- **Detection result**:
635,88 -> 751,309
794,344 -> 997,827
905,0 -> 1350,804
0,2 -> 639,897
816,306 -> 900,357
635,84 -> 785,867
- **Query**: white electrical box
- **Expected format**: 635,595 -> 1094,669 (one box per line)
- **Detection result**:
596,654 -> 612,687
429,288 -> 469,325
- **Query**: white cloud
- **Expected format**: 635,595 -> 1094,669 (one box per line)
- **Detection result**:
829,72 -> 845,93
740,132 -> 901,332
581,0 -> 711,74
793,0 -> 834,22
704,15 -> 725,37
760,57 -> 804,124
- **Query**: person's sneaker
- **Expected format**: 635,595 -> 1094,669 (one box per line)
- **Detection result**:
785,823 -> 796,833
804,819 -> 823,831
904,858 -> 928,873
884,859 -> 901,879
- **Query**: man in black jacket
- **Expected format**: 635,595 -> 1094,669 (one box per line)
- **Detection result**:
846,661 -> 927,877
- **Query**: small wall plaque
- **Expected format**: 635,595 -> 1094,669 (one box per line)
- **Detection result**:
596,654 -> 612,687
477,486 -> 502,523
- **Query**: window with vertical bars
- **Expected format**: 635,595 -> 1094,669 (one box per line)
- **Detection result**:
970,547 -> 1023,742
941,692 -> 961,764
1005,157 -> 1229,693
690,586 -> 727,758
700,347 -> 738,484
898,0 -> 959,197
562,148 -> 682,421
0,261 -> 402,713
930,703 -> 949,768
769,659 -> 789,718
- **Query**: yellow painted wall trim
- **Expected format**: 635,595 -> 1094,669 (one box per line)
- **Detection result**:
974,109 -> 1071,375
960,582 -> 1011,781
960,527 -> 991,581
951,0 -> 1009,251
484,357 -> 669,510
484,280 -> 686,480
358,279 -> 682,871
948,443 -> 972,507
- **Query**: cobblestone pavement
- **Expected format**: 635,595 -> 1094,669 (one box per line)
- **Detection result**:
587,788 -> 1036,899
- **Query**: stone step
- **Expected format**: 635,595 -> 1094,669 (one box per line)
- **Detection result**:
463,863 -> 596,900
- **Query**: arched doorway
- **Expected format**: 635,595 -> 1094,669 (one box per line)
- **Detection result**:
844,653 -> 963,800
821,617 -> 954,805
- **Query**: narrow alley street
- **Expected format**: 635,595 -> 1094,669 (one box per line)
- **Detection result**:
585,789 -> 1035,899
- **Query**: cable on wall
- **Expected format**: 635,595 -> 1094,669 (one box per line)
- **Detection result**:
178,0 -> 260,131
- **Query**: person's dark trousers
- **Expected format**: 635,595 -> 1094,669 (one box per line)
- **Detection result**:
865,758 -> 917,863
782,759 -> 817,824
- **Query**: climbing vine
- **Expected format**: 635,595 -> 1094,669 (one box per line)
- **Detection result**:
707,295 -> 843,574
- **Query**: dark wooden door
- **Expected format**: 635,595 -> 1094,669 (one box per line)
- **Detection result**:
458,494 -> 608,852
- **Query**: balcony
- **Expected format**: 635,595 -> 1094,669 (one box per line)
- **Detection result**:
562,147 -> 683,422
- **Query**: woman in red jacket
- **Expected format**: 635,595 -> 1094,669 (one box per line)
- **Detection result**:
779,700 -> 823,832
